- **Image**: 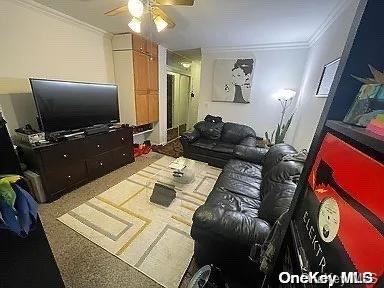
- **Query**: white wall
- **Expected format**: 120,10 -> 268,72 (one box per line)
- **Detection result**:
187,60 -> 201,130
0,0 -> 115,134
291,0 -> 360,149
149,45 -> 167,145
198,47 -> 308,142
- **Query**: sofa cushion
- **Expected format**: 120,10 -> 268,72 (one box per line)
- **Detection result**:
191,138 -> 216,150
194,121 -> 224,140
214,171 -> 262,200
206,188 -> 261,217
212,142 -> 236,154
262,143 -> 297,176
258,160 -> 302,224
192,202 -> 270,247
221,123 -> 256,144
234,145 -> 269,165
190,141 -> 234,161
258,181 -> 296,225
224,159 -> 263,179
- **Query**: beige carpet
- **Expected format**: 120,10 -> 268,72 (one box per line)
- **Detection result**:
58,156 -> 221,288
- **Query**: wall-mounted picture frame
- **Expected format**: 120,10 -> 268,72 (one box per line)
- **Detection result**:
212,58 -> 255,103
316,58 -> 341,97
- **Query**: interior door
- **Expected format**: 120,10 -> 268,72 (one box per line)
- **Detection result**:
133,51 -> 149,92
167,74 -> 174,129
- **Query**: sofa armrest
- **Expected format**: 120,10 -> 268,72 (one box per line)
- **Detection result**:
239,136 -> 263,147
192,204 -> 271,247
234,145 -> 269,165
180,130 -> 200,143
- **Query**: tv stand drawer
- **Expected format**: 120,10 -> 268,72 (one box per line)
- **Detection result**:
44,162 -> 87,198
86,151 -> 116,179
113,146 -> 134,167
41,141 -> 84,169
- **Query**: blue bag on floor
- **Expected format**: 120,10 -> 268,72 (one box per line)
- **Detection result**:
0,177 -> 38,238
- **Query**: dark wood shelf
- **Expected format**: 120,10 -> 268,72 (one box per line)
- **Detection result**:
326,120 -> 384,155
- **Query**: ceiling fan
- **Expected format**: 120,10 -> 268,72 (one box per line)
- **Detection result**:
105,0 -> 195,33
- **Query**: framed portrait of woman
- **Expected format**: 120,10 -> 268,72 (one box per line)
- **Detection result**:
212,58 -> 255,103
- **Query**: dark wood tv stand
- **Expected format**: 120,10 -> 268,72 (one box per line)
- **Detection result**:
18,126 -> 134,202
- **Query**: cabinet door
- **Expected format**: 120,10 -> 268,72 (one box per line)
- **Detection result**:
132,34 -> 147,53
133,51 -> 149,92
135,91 -> 149,125
148,56 -> 159,92
147,41 -> 158,59
148,92 -> 159,123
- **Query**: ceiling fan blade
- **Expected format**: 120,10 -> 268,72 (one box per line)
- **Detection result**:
151,7 -> 176,28
105,5 -> 128,16
153,0 -> 194,6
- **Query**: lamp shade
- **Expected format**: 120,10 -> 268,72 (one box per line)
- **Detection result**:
274,89 -> 296,101
128,17 -> 141,33
128,0 -> 144,18
154,15 -> 168,32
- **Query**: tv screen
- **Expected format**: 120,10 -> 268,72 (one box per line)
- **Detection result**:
30,79 -> 119,133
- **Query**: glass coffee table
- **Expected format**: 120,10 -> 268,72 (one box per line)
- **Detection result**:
146,157 -> 209,207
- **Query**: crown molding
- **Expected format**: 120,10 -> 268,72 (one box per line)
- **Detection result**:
308,0 -> 352,47
8,0 -> 113,39
203,41 -> 310,54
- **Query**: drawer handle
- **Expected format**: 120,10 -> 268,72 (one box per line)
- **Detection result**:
121,137 -> 125,141
63,154 -> 68,158
122,153 -> 126,156
67,175 -> 71,179
97,144 -> 101,148
99,162 -> 103,166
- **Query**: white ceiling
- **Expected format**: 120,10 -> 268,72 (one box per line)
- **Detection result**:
33,0 -> 347,50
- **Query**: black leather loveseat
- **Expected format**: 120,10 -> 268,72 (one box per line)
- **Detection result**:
181,115 -> 262,168
190,143 -> 303,271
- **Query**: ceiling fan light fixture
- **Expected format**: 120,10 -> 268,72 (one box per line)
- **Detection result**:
154,15 -> 168,32
128,0 -> 144,18
128,17 -> 141,33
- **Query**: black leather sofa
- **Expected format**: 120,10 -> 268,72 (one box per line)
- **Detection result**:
190,143 -> 303,271
181,116 -> 262,168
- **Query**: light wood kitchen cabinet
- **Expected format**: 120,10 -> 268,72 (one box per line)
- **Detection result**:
133,51 -> 149,92
132,34 -> 148,53
148,41 -> 158,59
135,91 -> 149,125
148,56 -> 159,91
148,92 -> 159,123
112,34 -> 159,125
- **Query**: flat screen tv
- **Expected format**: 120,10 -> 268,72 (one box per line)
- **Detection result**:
30,79 -> 119,133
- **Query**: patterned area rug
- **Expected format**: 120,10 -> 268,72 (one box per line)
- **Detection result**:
152,139 -> 183,158
58,156 -> 221,288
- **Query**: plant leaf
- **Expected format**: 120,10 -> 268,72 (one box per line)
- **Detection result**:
368,65 -> 384,84
351,75 -> 378,84
275,124 -> 281,144
285,114 -> 294,130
